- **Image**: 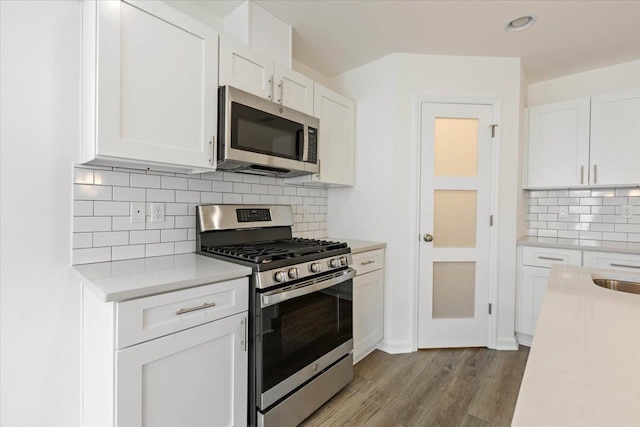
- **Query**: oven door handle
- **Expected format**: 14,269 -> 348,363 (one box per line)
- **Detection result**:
261,268 -> 356,308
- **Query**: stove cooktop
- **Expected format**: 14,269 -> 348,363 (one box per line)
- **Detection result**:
202,238 -> 348,264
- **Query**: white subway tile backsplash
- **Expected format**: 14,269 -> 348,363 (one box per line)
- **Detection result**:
73,233 -> 93,249
579,214 -> 602,223
93,231 -> 129,247
112,245 -> 145,261
569,190 -> 590,197
94,171 -> 129,187
616,189 -> 640,197
558,230 -> 579,239
74,184 -> 112,201
74,217 -> 111,232
188,179 -> 211,192
579,197 -> 602,206
94,201 -> 130,216
130,173 -> 161,188
73,247 -> 111,264
113,186 -> 145,202
130,230 -> 161,244
175,190 -> 200,203
147,189 -> 174,202
74,201 -> 93,216
590,223 -> 615,232
161,176 -> 188,190
603,197 -> 627,205
145,242 -> 174,257
602,232 -> 627,241
72,166 -> 327,264
537,229 -> 558,238
579,231 -> 602,240
161,229 -> 187,242
590,189 -> 615,197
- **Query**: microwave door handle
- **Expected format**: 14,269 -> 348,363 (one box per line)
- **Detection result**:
261,268 -> 356,308
301,126 -> 308,162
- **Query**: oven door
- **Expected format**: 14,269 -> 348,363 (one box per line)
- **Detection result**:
255,268 -> 355,411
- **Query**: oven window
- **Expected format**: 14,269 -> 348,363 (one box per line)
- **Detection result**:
260,280 -> 352,393
231,102 -> 304,160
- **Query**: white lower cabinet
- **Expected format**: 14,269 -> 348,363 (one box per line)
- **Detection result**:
516,246 -> 581,346
83,278 -> 249,427
352,249 -> 384,363
582,250 -> 640,272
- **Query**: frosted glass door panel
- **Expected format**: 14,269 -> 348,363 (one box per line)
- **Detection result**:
433,262 -> 476,319
434,118 -> 478,177
433,190 -> 477,248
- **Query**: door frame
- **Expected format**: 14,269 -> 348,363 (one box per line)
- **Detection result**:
411,96 -> 502,351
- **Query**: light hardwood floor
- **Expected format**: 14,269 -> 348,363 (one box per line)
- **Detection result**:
301,347 -> 530,427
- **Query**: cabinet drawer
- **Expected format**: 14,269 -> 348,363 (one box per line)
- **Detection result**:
352,249 -> 385,275
116,277 -> 248,349
521,246 -> 582,268
583,251 -> 640,272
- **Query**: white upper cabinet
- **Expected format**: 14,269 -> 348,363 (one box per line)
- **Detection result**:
274,63 -> 314,116
219,37 -> 314,115
589,89 -> 640,186
312,83 -> 356,186
219,37 -> 274,101
526,98 -> 591,188
525,88 -> 640,189
82,0 -> 218,171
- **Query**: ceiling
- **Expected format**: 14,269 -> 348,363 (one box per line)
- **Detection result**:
197,0 -> 640,83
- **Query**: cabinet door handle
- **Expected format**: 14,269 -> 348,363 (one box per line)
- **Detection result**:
240,317 -> 247,351
360,260 -> 376,265
593,164 -> 598,184
580,165 -> 584,185
175,302 -> 216,315
538,256 -> 564,262
610,263 -> 640,269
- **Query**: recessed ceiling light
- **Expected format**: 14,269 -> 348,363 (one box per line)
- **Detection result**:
505,15 -> 537,32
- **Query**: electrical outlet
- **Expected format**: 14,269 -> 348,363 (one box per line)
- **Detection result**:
151,203 -> 165,223
130,202 -> 145,223
622,205 -> 633,218
559,206 -> 568,218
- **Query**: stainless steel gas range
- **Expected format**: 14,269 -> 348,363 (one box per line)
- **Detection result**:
196,204 -> 354,427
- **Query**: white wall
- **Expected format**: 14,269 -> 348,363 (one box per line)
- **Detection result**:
1,1 -> 82,425
329,53 -> 522,351
528,59 -> 640,106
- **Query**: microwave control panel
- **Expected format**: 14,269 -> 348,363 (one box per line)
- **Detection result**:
307,127 -> 318,163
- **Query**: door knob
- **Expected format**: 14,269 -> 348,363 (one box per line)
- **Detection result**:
423,234 -> 434,242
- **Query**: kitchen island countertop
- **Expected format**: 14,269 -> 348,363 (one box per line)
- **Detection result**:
73,253 -> 252,302
512,264 -> 640,426
326,238 -> 386,254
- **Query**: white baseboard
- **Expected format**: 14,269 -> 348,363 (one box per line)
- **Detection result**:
496,335 -> 519,350
376,340 -> 413,354
516,333 -> 533,347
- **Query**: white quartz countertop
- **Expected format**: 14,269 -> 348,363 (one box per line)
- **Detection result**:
73,254 -> 252,302
512,264 -> 640,426
326,238 -> 386,254
518,235 -> 640,254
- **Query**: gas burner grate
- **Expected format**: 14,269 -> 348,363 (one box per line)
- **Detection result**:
203,238 -> 347,264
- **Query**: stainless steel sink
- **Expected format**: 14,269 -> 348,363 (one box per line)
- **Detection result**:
592,278 -> 640,295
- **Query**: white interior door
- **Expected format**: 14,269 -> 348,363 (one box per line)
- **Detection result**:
418,102 -> 493,348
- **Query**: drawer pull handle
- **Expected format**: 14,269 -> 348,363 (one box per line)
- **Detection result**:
538,256 -> 564,262
176,302 -> 216,315
360,260 -> 376,265
610,263 -> 640,269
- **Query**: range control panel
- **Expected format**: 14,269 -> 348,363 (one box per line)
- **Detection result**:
237,208 -> 272,223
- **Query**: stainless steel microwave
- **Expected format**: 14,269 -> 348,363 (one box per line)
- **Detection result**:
217,86 -> 319,177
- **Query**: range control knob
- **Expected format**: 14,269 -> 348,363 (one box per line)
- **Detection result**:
339,256 -> 348,266
288,268 -> 299,279
274,271 -> 287,283
329,258 -> 340,268
310,262 -> 321,273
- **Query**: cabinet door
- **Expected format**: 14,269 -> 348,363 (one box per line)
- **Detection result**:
526,98 -> 591,188
219,37 -> 274,101
312,83 -> 356,186
273,63 -> 314,115
590,89 -> 640,186
90,0 -> 218,169
116,312 -> 248,427
583,251 -> 640,272
353,269 -> 384,363
517,266 -> 550,336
